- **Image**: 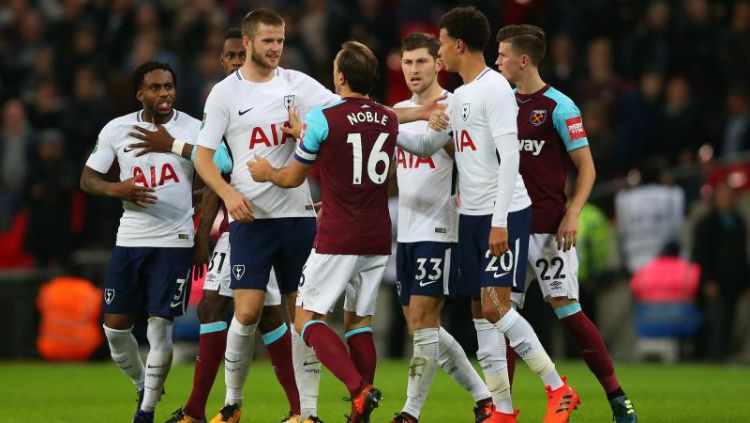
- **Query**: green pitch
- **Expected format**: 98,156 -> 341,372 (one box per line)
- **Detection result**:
0,360 -> 746,422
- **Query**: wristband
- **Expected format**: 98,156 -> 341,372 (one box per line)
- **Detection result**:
171,139 -> 186,155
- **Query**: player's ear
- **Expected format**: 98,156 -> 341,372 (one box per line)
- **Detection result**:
136,89 -> 143,103
242,35 -> 251,51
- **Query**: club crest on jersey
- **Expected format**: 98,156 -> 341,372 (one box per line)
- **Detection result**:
232,264 -> 246,280
530,109 -> 547,126
104,288 -> 115,305
461,103 -> 470,121
284,95 -> 296,110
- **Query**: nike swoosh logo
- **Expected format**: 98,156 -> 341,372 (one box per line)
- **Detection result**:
124,147 -> 135,153
170,301 -> 182,308
303,360 -> 320,366
238,108 -> 254,116
146,364 -> 169,369
493,271 -> 509,278
419,280 -> 438,287
225,357 -> 242,363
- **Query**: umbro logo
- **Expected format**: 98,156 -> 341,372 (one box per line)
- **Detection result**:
238,108 -> 253,116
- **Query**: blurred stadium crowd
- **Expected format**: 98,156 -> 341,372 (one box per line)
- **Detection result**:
1,0 -> 750,362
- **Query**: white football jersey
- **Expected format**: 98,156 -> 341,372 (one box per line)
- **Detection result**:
197,67 -> 340,220
85,110 -> 200,248
394,94 -> 458,243
447,68 -> 530,216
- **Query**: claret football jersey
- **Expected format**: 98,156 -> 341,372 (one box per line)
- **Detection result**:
515,85 -> 589,233
294,97 -> 398,255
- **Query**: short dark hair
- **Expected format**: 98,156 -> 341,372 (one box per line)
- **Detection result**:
242,8 -> 284,39
225,27 -> 242,42
401,32 -> 440,58
132,61 -> 176,93
496,24 -> 547,65
337,41 -> 379,95
438,6 -> 490,51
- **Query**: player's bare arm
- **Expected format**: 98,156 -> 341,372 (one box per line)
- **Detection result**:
248,154 -> 311,188
128,120 -> 194,159
557,146 -> 596,251
195,145 -> 254,222
80,166 -> 157,208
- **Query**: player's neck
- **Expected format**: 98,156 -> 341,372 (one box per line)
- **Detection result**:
142,109 -> 173,125
240,62 -> 276,83
515,70 -> 546,95
458,54 -> 488,85
339,86 -> 369,99
412,83 -> 444,105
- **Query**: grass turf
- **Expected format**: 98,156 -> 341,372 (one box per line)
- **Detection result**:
0,359 -> 746,422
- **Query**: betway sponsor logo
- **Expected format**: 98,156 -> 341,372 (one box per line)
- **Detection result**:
519,139 -> 545,156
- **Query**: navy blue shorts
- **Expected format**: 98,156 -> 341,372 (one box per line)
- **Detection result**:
103,246 -> 192,317
229,217 -> 316,294
457,207 -> 531,298
396,241 -> 458,306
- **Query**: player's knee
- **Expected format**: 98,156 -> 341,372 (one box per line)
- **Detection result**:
234,309 -> 262,326
103,314 -> 134,330
258,305 -> 285,333
481,302 -> 504,324
407,308 -> 437,332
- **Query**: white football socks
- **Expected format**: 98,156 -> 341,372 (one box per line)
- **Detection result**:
224,316 -> 257,407
474,318 -> 513,413
291,325 -> 320,418
495,307 -> 563,390
437,327 -> 490,403
402,328 -> 440,419
141,317 -> 174,412
103,325 -> 145,390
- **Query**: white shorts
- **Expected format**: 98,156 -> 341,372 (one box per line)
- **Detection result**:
203,232 -> 282,306
510,233 -> 579,308
296,250 -> 388,317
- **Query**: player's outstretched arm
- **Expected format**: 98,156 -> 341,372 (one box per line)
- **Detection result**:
391,94 -> 448,123
556,146 -> 596,251
488,133 -> 521,257
80,166 -> 157,208
195,145 -> 254,222
397,116 -> 451,158
248,154 -> 311,189
193,186 -> 222,275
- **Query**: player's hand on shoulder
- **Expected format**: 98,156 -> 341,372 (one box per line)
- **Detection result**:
313,201 -> 323,217
223,189 -> 254,223
128,119 -> 175,157
281,107 -> 302,139
556,210 -> 579,251
111,177 -> 157,208
488,226 -> 509,257
248,154 -> 272,183
429,108 -> 450,131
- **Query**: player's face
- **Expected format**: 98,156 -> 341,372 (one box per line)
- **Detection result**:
496,41 -> 522,83
220,38 -> 246,74
137,69 -> 175,119
246,23 -> 284,70
438,28 -> 459,72
401,48 -> 440,95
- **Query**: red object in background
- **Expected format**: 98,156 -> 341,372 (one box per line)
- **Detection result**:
0,211 -> 34,268
706,161 -> 750,192
630,256 -> 700,303
189,263 -> 207,306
